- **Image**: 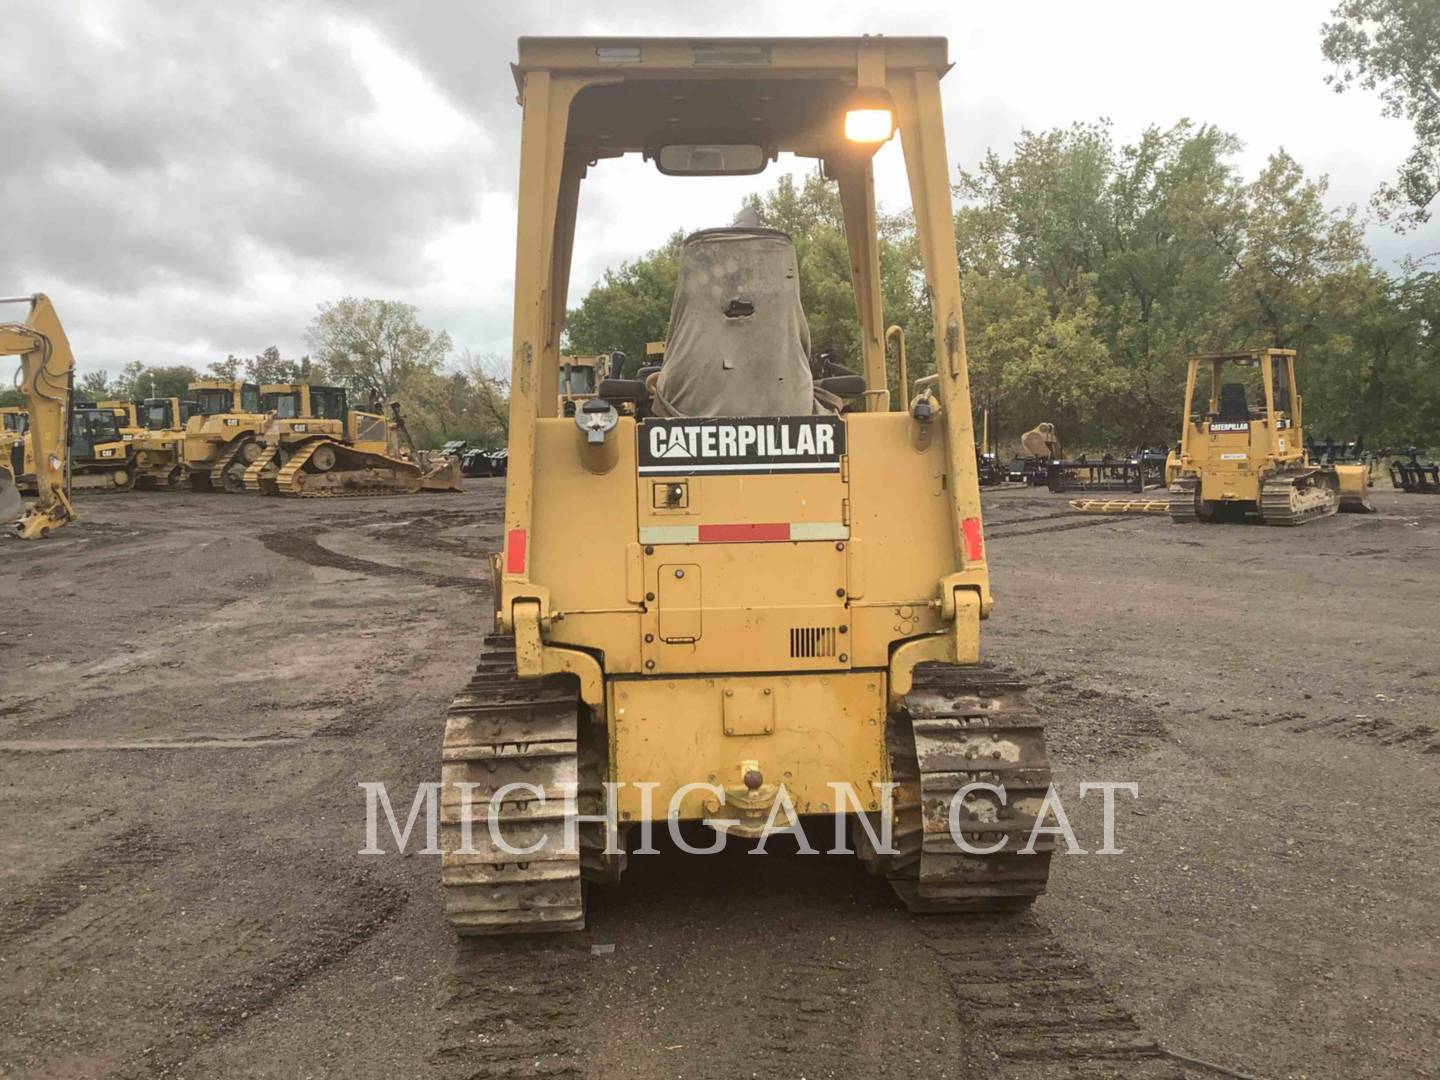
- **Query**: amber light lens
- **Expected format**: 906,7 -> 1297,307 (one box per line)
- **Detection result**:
844,108 -> 894,143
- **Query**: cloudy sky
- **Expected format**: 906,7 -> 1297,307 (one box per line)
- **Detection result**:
3,0 -> 1434,382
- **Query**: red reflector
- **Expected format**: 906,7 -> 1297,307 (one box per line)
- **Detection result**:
962,517 -> 984,563
505,528 -> 527,574
698,522 -> 790,543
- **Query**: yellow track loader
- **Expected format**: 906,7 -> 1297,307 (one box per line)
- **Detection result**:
1,294 -> 79,538
125,396 -> 200,488
558,354 -> 615,416
67,403 -> 137,492
183,379 -> 267,492
439,36 -> 1050,936
242,384 -> 460,496
1168,349 -> 1374,524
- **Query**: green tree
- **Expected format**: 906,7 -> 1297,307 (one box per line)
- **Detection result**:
306,298 -> 452,398
956,121 -> 1243,444
565,232 -> 685,375
111,363 -> 201,400
393,351 -> 510,448
77,370 -> 111,399
237,346 -> 326,385
742,171 -> 930,387
207,355 -> 240,381
1322,0 -> 1440,228
1219,150 -> 1368,347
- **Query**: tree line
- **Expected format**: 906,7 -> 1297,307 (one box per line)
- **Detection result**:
565,119 -> 1439,452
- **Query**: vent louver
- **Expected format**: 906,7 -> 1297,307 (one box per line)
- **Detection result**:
789,626 -> 837,659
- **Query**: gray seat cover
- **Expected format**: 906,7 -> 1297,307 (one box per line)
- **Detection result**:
653,227 -> 830,417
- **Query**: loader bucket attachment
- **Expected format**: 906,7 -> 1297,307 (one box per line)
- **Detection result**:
0,467 -> 21,524
417,451 -> 464,493
1334,463 -> 1376,513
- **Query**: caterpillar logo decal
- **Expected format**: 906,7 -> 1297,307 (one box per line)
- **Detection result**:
638,416 -> 845,476
1210,421 -> 1250,432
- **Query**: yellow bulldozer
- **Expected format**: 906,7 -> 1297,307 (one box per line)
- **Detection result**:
124,396 -> 200,488
1168,349 -> 1373,524
242,383 -> 462,496
65,402 -> 138,492
439,36 -> 1051,935
182,378 -> 267,492
557,353 -> 615,416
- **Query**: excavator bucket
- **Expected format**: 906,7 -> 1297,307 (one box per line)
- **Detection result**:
0,466 -> 21,523
1334,463 -> 1376,513
417,451 -> 464,492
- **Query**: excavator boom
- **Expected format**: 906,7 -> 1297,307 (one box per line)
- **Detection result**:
1,294 -> 76,539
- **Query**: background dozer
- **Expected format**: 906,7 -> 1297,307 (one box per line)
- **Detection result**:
1,407 -> 27,519
439,36 -> 1052,936
1,294 -> 79,538
126,396 -> 200,488
242,384 -> 461,496
68,403 -> 137,492
183,379 -> 267,492
1168,349 -> 1373,524
558,353 -> 616,415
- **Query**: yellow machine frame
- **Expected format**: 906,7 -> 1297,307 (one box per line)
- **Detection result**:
127,396 -> 198,487
557,353 -> 613,416
1170,348 -> 1371,523
499,37 -> 989,651
183,379 -> 268,491
1,294 -> 78,538
440,37 -> 1049,937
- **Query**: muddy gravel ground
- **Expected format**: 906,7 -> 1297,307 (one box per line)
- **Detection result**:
0,482 -> 1436,1080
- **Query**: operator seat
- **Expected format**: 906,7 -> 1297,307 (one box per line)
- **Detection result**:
651,227 -> 836,418
1218,383 -> 1250,422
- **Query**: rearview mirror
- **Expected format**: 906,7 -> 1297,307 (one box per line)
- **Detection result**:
655,144 -> 768,176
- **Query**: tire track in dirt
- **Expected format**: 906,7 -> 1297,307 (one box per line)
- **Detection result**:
0,825 -> 176,949
259,524 -> 483,589
989,517 -> 1144,541
433,939 -> 585,1078
117,873 -> 408,1078
367,509 -> 503,560
1238,708 -> 1440,754
920,916 -> 1181,1078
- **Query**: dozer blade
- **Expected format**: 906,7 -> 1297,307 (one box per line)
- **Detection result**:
0,467 -> 21,523
418,452 -> 464,493
1334,463 -> 1376,513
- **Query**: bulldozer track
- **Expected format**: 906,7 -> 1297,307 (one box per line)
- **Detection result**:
1258,469 -> 1338,526
859,664 -> 1053,912
1167,477 -> 1200,523
440,634 -> 587,936
71,465 -> 137,494
204,432 -> 258,494
242,443 -> 281,494
273,438 -> 425,498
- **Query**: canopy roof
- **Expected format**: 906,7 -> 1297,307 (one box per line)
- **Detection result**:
513,37 -> 951,156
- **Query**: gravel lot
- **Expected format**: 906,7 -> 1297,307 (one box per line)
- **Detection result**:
1,481 -> 1435,1079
